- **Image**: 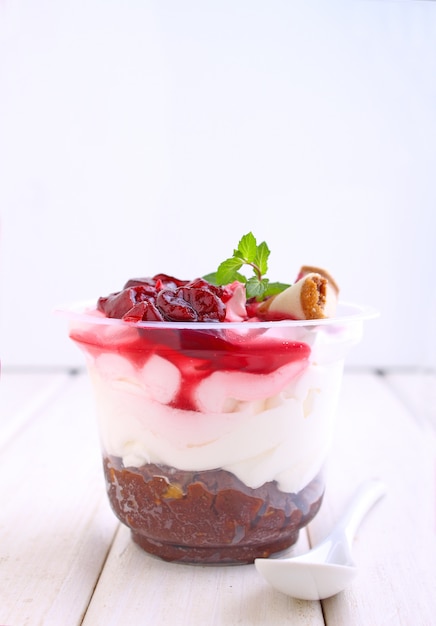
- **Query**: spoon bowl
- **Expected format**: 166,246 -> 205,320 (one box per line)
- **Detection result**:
255,479 -> 386,600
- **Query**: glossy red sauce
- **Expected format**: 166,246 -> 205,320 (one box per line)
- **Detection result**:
71,324 -> 311,411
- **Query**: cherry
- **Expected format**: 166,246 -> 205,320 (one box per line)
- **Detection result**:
156,289 -> 197,322
98,289 -> 134,318
154,274 -> 189,289
123,277 -> 158,292
98,285 -> 157,319
184,278 -> 223,297
179,286 -> 226,322
124,274 -> 187,291
123,301 -> 164,322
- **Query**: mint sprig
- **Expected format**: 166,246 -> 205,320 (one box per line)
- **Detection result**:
205,232 -> 290,300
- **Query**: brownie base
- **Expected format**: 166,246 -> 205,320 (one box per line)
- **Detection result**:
103,456 -> 324,564
130,527 -> 301,563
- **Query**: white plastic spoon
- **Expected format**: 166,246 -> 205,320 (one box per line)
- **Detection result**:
255,479 -> 386,601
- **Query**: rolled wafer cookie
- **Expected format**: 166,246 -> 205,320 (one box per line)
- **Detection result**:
261,268 -> 339,320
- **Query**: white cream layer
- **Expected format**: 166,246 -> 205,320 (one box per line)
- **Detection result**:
87,349 -> 344,494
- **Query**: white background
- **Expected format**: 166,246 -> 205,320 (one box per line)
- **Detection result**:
0,0 -> 435,369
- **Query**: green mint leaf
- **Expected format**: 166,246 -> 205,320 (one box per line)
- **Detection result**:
254,241 -> 270,276
202,271 -> 218,285
233,271 -> 248,284
207,232 -> 286,301
237,232 -> 257,263
246,276 -> 269,299
204,269 -> 247,285
216,257 -> 244,285
263,281 -> 291,297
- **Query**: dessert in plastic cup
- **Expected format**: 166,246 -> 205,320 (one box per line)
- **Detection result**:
60,234 -> 376,564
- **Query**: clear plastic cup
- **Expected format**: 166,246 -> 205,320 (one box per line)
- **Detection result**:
62,301 -> 376,564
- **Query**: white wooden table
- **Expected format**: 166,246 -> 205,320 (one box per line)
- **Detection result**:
1,369 -> 435,626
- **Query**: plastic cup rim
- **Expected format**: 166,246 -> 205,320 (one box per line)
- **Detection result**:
56,300 -> 379,330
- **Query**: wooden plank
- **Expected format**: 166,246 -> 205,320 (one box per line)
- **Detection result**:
81,524 -> 324,626
310,373 -> 436,626
0,373 -> 118,626
385,370 -> 436,432
0,371 -> 71,449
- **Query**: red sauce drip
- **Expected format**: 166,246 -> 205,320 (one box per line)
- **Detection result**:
71,325 -> 311,412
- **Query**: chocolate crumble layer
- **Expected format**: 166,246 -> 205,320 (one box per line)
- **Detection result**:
103,456 -> 324,564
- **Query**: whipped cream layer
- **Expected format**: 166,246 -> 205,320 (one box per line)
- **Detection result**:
71,318 -> 360,494
89,355 -> 342,493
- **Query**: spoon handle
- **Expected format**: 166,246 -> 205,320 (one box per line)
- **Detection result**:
339,479 -> 386,545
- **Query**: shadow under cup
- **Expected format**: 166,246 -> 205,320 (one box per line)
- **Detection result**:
65,302 -> 375,564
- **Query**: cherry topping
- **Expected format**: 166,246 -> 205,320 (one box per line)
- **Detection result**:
98,275 -> 229,323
